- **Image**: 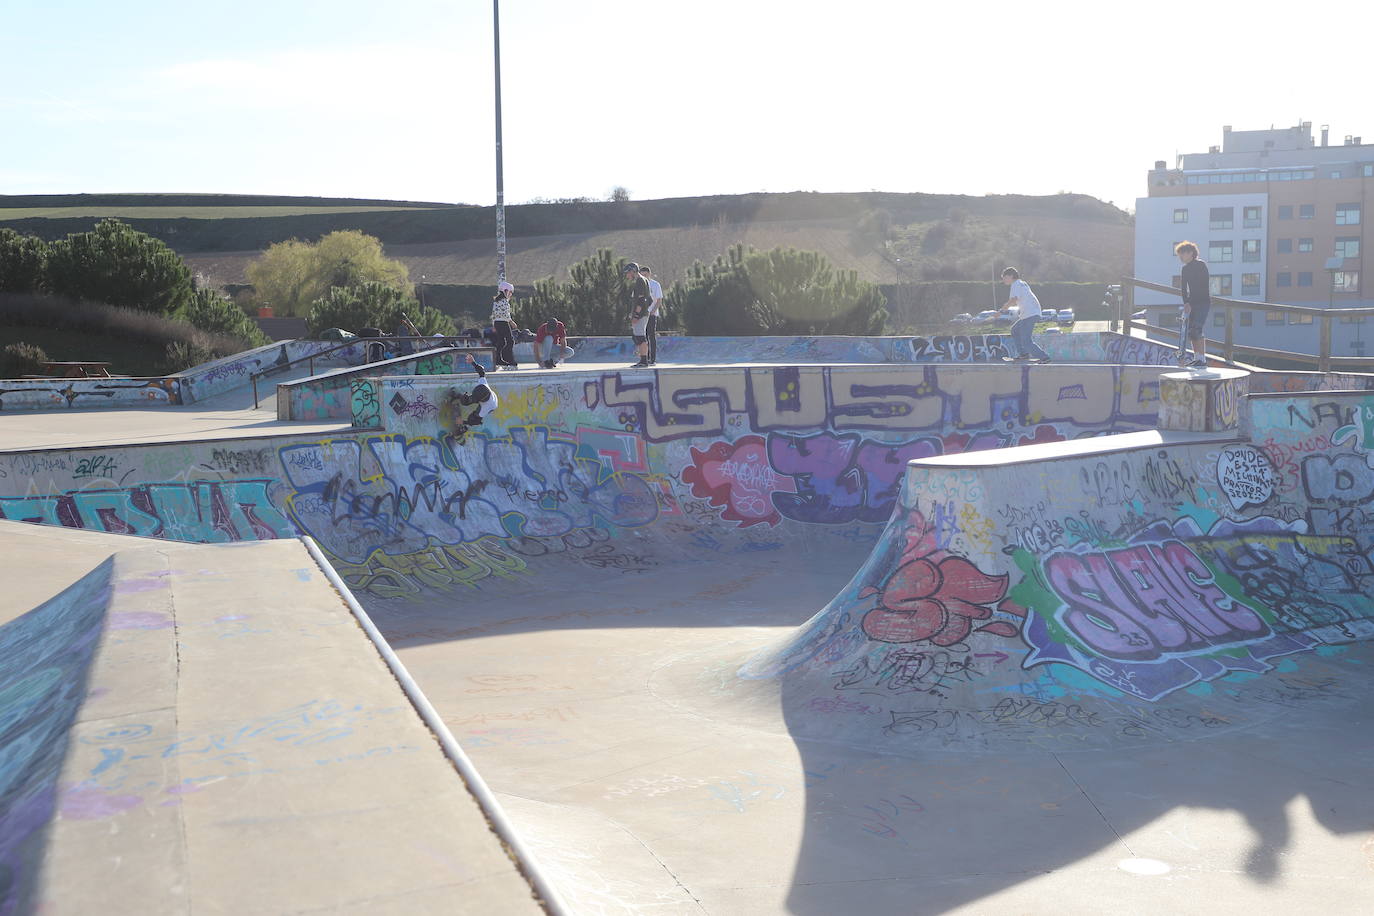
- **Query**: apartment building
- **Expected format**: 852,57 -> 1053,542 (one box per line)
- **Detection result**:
1133,122 -> 1372,357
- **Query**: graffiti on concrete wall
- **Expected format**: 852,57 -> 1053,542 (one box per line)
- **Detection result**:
0,481 -> 293,543
909,335 -> 1010,363
593,365 -> 1163,445
277,427 -> 661,576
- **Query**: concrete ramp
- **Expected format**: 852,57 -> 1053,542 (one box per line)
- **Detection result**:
0,526 -> 542,915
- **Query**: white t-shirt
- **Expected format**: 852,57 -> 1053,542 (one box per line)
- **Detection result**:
646,278 -> 663,316
1009,279 -> 1041,319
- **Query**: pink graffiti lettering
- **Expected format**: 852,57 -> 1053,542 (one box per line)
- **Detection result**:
1045,540 -> 1269,661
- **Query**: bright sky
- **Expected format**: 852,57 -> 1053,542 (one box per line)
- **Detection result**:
3,0 -> 1367,213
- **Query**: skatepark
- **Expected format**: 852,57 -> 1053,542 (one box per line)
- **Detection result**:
2,330 -> 1373,914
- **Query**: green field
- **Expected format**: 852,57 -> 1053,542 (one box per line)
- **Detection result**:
0,205 -> 434,221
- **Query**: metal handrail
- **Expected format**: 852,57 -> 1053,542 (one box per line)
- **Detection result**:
251,337 -> 486,409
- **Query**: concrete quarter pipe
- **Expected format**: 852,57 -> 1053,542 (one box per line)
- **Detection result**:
1,333 -> 1373,913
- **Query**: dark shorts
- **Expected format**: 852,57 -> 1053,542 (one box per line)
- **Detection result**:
1186,302 -> 1210,337
633,335 -> 647,344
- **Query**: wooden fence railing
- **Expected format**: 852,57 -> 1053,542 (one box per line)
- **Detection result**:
1116,277 -> 1374,372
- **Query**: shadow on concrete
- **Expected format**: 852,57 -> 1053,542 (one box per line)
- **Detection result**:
0,560 -> 112,914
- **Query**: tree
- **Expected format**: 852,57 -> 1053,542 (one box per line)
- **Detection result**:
306,282 -> 455,337
670,244 -> 886,336
609,186 -> 631,202
523,248 -> 633,335
0,228 -> 49,293
181,287 -> 269,348
247,230 -> 410,317
45,219 -> 193,315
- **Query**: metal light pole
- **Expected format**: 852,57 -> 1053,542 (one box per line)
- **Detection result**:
493,0 -> 506,284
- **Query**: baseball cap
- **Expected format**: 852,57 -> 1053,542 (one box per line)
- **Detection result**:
624,262 -> 639,273
497,280 -> 514,292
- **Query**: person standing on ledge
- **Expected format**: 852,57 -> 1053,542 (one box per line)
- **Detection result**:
639,265 -> 663,366
624,262 -> 654,369
998,267 -> 1051,364
490,280 -> 520,370
1175,241 -> 1210,369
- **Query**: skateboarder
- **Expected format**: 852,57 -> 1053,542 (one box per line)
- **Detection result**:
1175,241 -> 1210,369
997,268 -> 1051,364
624,262 -> 654,368
445,353 -> 499,438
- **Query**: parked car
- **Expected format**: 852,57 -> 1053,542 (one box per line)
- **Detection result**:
972,310 -> 998,324
1040,309 -> 1058,322
1043,325 -> 1063,334
950,312 -> 973,325
1057,308 -> 1075,324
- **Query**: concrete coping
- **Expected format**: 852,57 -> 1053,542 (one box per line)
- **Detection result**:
1248,387 -> 1374,400
912,428 -> 1239,469
1159,367 -> 1250,382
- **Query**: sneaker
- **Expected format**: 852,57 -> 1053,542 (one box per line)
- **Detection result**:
632,360 -> 650,369
1189,358 -> 1208,369
1032,357 -> 1051,364
1000,356 -> 1026,363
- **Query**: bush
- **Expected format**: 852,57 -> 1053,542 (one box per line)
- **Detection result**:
0,291 -> 249,355
161,339 -> 221,374
669,244 -> 887,336
0,342 -> 49,378
182,287 -> 269,347
306,281 -> 456,337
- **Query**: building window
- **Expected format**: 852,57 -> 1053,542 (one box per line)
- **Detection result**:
1298,272 -> 1313,287
1209,207 -> 1234,229
1173,208 -> 1188,223
1242,273 -> 1261,295
1171,274 -> 1183,288
1334,271 -> 1361,292
1290,312 -> 1314,325
1336,237 -> 1360,259
1240,311 -> 1253,326
1336,204 -> 1362,225
1277,272 -> 1292,287
1364,165 -> 1373,177
1341,312 -> 1367,324
1277,238 -> 1292,253
1208,240 -> 1233,263
1278,205 -> 1293,219
1354,340 -> 1367,356
1213,312 -> 1225,328
1242,239 -> 1261,262
1266,311 -> 1286,325
1210,275 -> 1232,296
1298,238 -> 1313,252
1299,204 -> 1315,219
1331,169 -> 1343,179
1243,205 -> 1262,227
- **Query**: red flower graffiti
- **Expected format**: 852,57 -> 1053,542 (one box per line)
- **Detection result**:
860,511 -> 1023,646
682,435 -> 796,527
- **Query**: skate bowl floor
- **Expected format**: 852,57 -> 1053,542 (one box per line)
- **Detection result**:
2,333 -> 1373,914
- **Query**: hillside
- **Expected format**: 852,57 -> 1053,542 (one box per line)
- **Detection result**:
1,190 -> 1134,291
